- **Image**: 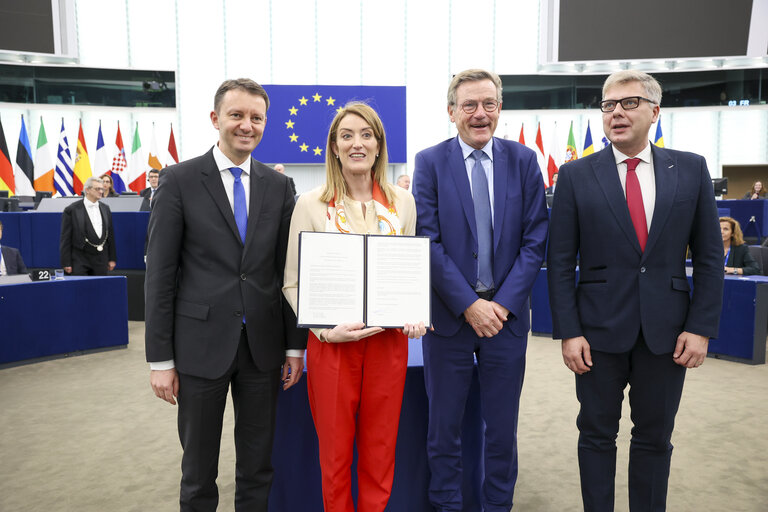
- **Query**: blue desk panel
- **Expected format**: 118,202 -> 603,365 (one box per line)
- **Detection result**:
0,276 -> 129,364
0,211 -> 149,270
270,338 -> 483,511
531,268 -> 767,364
716,199 -> 768,239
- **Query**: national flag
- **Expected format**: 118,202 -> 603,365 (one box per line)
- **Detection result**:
148,123 -> 162,170
654,119 -> 664,147
518,124 -> 525,145
546,123 -> 559,186
110,123 -> 128,193
602,136 -> 610,148
14,115 -> 35,196
34,119 -> 55,192
563,121 -> 578,163
167,123 -> 179,165
73,120 -> 92,195
92,121 -> 110,178
534,123 -> 547,184
127,123 -> 147,192
253,85 -> 406,163
0,116 -> 15,195
54,119 -> 74,196
582,121 -> 595,157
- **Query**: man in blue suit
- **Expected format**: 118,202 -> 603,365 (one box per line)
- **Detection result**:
548,70 -> 724,511
413,69 -> 548,512
0,220 -> 27,275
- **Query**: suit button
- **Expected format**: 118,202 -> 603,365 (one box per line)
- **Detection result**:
240,273 -> 247,281
234,310 -> 242,316
640,267 -> 646,273
473,252 -> 478,259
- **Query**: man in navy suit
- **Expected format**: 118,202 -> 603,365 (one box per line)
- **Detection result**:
547,70 -> 723,511
413,69 -> 548,511
0,220 -> 27,275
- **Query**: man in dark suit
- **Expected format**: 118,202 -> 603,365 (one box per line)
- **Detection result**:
547,70 -> 724,511
145,78 -> 306,512
0,220 -> 27,275
59,176 -> 117,275
140,168 -> 160,210
412,69 -> 548,512
545,171 -> 557,195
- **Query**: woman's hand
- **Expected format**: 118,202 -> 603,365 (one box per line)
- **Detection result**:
401,322 -> 427,339
323,322 -> 383,343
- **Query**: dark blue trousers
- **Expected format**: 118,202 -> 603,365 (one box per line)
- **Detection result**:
423,323 -> 527,512
575,334 -> 686,512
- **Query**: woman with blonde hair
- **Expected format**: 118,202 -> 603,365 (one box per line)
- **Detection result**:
283,102 -> 426,512
720,216 -> 760,275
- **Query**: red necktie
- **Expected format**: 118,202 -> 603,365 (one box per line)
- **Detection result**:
625,158 -> 648,251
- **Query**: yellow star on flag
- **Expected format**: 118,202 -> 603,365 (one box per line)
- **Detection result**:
336,107 -> 343,114
285,120 -> 295,129
312,93 -> 322,102
299,96 -> 308,106
289,106 -> 298,115
300,143 -> 309,152
289,133 -> 299,142
313,146 -> 323,156
326,96 -> 336,106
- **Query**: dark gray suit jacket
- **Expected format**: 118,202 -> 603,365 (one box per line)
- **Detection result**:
1,245 -> 27,275
144,148 -> 305,379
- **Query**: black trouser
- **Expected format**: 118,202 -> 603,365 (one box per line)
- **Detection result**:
177,328 -> 281,512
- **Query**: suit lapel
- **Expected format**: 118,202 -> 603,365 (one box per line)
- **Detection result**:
491,138 -> 508,252
592,146 -> 643,255
201,154 -> 243,245
643,146 -> 677,260
447,139 -> 478,242
242,158 -> 266,259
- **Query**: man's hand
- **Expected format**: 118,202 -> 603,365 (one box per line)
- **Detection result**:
63,266 -> 72,274
151,368 -> 179,405
673,331 -> 709,368
108,261 -> 116,271
282,356 -> 304,390
464,299 -> 505,338
562,336 -> 593,374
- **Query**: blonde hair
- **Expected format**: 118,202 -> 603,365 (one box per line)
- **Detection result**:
603,70 -> 662,105
447,69 -> 503,107
720,216 -> 745,246
320,102 -> 393,204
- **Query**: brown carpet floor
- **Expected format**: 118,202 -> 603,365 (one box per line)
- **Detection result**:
1,322 -> 766,511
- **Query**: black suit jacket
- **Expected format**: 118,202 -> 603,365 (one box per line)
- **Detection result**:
548,145 -> 724,354
59,200 -> 117,266
727,243 -> 761,275
1,245 -> 27,275
144,148 -> 305,379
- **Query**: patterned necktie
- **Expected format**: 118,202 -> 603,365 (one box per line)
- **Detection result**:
471,150 -> 494,290
625,158 -> 648,251
229,167 -> 247,243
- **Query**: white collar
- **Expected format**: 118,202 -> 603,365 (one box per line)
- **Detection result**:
612,143 -> 653,165
84,197 -> 100,208
213,143 -> 250,176
458,136 -> 494,162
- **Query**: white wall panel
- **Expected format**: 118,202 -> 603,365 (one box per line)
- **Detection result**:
315,1 -> 360,85
270,0 -> 317,84
495,0 -> 540,74
719,109 -> 768,168
224,0 -> 272,82
76,0 -> 129,68
360,0 -> 406,86
449,0 -> 495,74
127,0 -> 177,71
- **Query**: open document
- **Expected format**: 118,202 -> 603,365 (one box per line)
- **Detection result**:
297,231 -> 431,328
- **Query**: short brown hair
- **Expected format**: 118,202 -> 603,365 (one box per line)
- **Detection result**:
720,216 -> 745,246
321,102 -> 393,204
213,78 -> 270,113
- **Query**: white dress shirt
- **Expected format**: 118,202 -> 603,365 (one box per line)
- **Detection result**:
458,136 -> 495,224
84,197 -> 103,238
0,245 -> 5,276
612,143 -> 655,232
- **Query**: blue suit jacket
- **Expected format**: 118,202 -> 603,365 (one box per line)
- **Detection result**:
547,145 -> 724,354
1,245 -> 27,275
413,136 -> 549,337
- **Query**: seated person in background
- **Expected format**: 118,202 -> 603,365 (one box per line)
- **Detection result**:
545,172 -> 558,195
742,180 -> 766,200
140,169 -> 160,210
396,173 -> 411,190
0,220 -> 28,276
100,173 -> 120,197
721,216 -> 760,275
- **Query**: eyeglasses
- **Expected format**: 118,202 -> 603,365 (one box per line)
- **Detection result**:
459,100 -> 500,114
600,96 -> 656,113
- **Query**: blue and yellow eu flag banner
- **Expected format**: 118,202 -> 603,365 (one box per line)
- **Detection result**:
252,85 -> 407,164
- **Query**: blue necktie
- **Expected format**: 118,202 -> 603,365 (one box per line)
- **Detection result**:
471,150 -> 494,291
229,167 -> 247,244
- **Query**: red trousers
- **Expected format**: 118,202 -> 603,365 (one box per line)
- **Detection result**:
306,329 -> 408,512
